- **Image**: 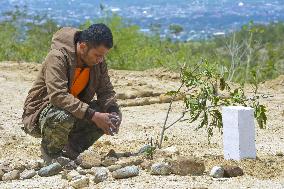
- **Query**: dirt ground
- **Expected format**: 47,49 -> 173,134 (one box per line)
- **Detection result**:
0,61 -> 283,189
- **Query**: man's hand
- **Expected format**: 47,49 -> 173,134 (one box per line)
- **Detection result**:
91,112 -> 117,135
110,112 -> 121,133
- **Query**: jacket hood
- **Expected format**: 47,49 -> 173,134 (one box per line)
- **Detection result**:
50,27 -> 80,53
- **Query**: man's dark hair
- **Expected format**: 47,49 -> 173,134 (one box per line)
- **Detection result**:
74,23 -> 113,49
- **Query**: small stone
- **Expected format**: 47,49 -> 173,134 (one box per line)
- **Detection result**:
101,157 -> 117,167
38,163 -> 62,177
91,167 -> 108,183
76,151 -> 101,169
223,166 -> 244,177
117,152 -> 133,158
159,94 -> 183,103
67,170 -> 80,181
209,166 -> 224,178
106,149 -> 118,158
2,170 -> 20,181
159,94 -> 171,103
76,167 -> 87,175
140,160 -> 153,171
108,164 -> 122,172
106,151 -> 133,159
116,156 -> 143,167
69,175 -> 89,189
20,169 -> 37,179
169,156 -> 205,176
54,156 -> 71,167
63,161 -> 78,170
112,166 -> 139,179
12,162 -> 26,171
27,160 -> 44,171
150,162 -> 171,175
160,146 -> 180,156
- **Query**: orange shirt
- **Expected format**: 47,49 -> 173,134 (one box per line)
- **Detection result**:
70,68 -> 90,97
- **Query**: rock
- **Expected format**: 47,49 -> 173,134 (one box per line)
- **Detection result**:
105,150 -> 132,159
76,167 -> 87,175
27,160 -> 45,171
20,169 -> 37,179
140,160 -> 153,171
159,94 -> 183,103
12,161 -> 26,171
67,170 -> 80,181
107,165 -> 122,172
106,149 -> 118,159
101,157 -> 117,167
161,146 -> 180,155
155,146 -> 180,158
116,156 -> 143,167
223,166 -> 244,177
169,156 -> 205,176
38,163 -> 62,177
159,94 -> 172,103
150,162 -> 171,175
91,167 -> 108,183
0,169 -> 4,180
209,166 -> 224,178
69,175 -> 89,189
116,152 -> 133,158
2,170 -> 20,181
76,151 -> 102,169
63,161 -> 78,170
54,156 -> 71,167
112,166 -> 139,179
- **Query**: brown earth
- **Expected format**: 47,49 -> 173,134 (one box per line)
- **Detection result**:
0,61 -> 283,189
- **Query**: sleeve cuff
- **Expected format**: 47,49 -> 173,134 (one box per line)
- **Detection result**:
84,107 -> 96,121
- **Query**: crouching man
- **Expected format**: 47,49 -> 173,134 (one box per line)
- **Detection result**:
22,24 -> 122,163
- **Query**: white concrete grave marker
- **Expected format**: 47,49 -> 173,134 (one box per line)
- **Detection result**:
222,106 -> 256,160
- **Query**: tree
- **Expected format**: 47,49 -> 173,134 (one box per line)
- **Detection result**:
158,59 -> 267,148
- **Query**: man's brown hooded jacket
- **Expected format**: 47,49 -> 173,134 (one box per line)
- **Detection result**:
22,27 -> 120,137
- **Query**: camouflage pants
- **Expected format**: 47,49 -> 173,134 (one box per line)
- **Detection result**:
38,100 -> 104,156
